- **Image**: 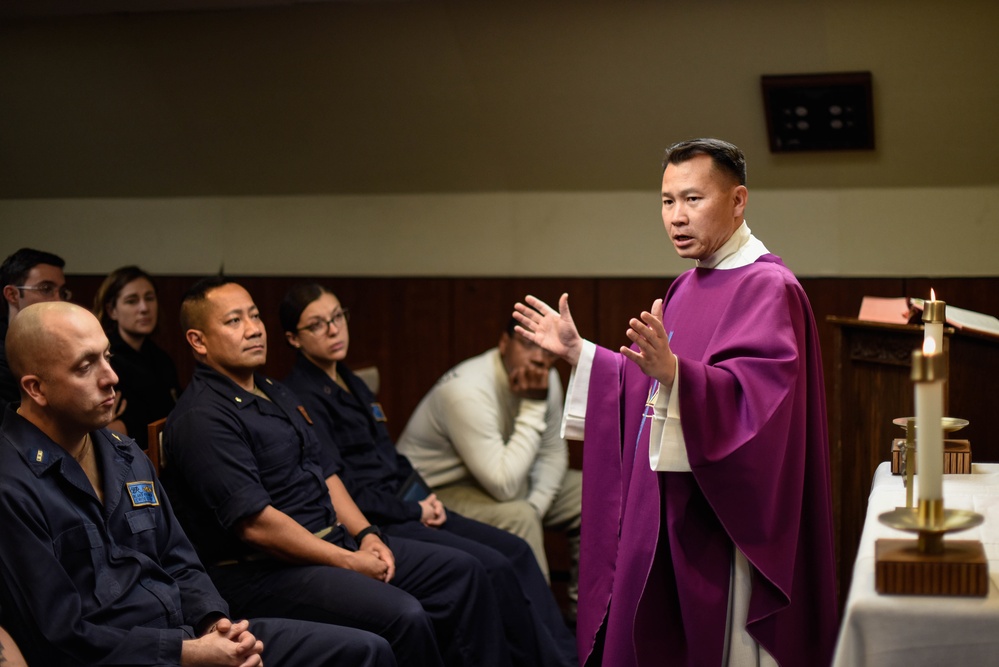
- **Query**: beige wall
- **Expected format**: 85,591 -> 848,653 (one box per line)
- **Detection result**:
4,186 -> 998,277
1,1 -> 997,277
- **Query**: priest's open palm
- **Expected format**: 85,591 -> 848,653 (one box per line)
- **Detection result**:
621,298 -> 677,386
513,293 -> 583,366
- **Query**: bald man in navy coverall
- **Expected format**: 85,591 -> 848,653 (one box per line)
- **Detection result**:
0,301 -> 394,667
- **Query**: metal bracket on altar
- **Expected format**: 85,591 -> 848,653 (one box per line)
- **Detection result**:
890,417 -> 972,476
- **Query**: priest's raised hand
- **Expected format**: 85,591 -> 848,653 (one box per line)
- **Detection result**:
512,293 -> 583,366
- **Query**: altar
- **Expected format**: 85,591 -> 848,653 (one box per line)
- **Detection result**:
828,316 -> 999,608
832,462 -> 999,666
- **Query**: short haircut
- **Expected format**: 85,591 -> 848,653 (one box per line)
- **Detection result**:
92,266 -> 156,333
0,248 -> 65,289
505,303 -> 543,336
179,275 -> 234,332
280,283 -> 330,335
662,138 -> 747,186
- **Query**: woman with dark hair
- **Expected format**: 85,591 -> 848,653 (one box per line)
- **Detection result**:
93,266 -> 180,450
280,283 -> 577,667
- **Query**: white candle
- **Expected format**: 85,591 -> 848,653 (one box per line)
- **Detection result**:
924,321 -> 943,350
915,337 -> 944,502
923,289 -> 945,354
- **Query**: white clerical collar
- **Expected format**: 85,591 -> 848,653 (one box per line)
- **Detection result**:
696,220 -> 770,270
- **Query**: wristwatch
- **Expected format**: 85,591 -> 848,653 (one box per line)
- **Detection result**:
353,524 -> 383,544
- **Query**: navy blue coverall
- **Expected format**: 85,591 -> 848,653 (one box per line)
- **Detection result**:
0,407 -> 393,667
165,363 -> 510,667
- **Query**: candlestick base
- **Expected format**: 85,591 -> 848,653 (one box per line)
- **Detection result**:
892,416 -> 969,433
878,506 -> 982,535
891,439 -> 972,475
876,505 -> 986,595
875,539 -> 987,596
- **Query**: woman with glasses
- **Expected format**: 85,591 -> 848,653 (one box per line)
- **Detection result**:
280,283 -> 577,667
93,266 -> 180,450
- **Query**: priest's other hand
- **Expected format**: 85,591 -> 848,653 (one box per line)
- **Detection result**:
621,299 -> 677,386
513,293 -> 583,366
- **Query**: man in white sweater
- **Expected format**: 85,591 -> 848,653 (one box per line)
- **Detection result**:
397,318 -> 581,614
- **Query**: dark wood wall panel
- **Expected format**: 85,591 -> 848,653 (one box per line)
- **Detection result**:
70,272 -> 999,447
593,279 -> 673,353
331,278 -> 453,438
449,278 -> 594,375
449,278 -> 596,415
67,272 -> 999,611
907,277 -> 999,319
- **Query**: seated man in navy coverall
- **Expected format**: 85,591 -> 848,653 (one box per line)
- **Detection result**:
164,277 -> 508,667
0,301 -> 394,667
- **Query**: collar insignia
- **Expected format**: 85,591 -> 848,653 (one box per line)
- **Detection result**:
297,405 -> 314,425
370,402 -> 387,422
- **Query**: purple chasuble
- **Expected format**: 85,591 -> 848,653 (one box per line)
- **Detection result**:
578,255 -> 837,666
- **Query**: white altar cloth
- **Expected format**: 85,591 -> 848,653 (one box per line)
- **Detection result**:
832,461 -> 999,667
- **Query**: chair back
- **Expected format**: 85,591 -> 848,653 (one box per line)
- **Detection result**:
145,418 -> 168,474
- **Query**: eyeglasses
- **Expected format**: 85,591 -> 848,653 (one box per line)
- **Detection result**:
298,309 -> 350,335
13,283 -> 72,301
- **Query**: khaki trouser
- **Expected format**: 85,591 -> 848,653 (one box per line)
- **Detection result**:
436,468 -> 581,610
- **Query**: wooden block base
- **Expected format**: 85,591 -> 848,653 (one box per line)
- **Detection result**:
891,439 -> 971,475
875,538 -> 988,596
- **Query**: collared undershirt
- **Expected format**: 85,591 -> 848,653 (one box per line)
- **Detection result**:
251,385 -> 272,402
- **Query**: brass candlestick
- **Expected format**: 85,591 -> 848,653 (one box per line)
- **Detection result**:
873,341 -> 987,596
878,503 -> 982,554
891,417 -> 970,478
922,299 -> 947,325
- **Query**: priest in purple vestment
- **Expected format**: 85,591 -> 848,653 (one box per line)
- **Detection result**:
513,138 -> 837,667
